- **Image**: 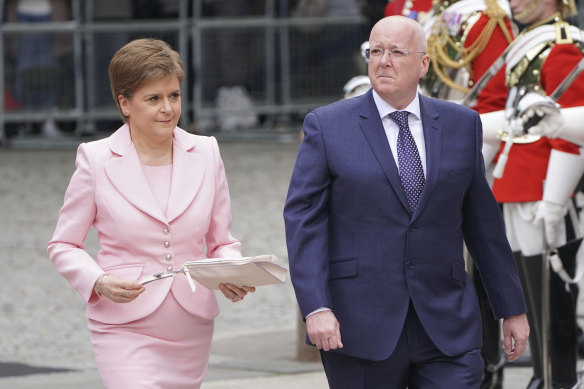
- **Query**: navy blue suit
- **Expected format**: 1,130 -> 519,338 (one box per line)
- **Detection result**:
284,91 -> 527,365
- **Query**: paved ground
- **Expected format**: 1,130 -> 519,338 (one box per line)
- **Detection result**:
0,139 -> 582,388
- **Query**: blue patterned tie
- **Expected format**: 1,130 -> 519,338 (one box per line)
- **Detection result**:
389,111 -> 425,212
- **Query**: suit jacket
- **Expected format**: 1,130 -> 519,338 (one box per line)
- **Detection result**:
48,125 -> 241,324
283,91 -> 527,361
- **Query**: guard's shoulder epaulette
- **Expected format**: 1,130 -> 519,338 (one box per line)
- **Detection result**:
505,17 -> 584,87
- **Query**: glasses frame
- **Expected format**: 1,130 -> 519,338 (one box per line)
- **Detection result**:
364,48 -> 426,61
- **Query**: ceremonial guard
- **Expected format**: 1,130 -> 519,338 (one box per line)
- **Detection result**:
420,0 -> 516,387
384,0 -> 433,22
480,0 -> 584,386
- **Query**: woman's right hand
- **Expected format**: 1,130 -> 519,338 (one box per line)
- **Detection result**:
94,274 -> 145,303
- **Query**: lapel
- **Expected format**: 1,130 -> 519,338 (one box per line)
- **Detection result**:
412,95 -> 441,222
358,92 -> 442,219
105,125 -> 205,224
167,129 -> 206,223
359,91 -> 411,213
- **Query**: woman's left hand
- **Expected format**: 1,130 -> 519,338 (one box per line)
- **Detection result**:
219,283 -> 255,303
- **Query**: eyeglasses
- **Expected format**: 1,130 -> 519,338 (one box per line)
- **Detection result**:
364,48 -> 426,61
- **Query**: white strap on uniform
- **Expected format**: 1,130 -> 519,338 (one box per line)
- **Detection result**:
440,0 -> 511,19
549,203 -> 584,289
506,25 -> 584,70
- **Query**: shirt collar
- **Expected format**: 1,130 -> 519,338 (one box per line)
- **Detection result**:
372,89 -> 422,121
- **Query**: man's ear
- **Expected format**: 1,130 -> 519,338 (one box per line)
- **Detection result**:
420,54 -> 430,79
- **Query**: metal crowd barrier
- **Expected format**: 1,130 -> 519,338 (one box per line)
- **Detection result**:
0,0 -> 367,147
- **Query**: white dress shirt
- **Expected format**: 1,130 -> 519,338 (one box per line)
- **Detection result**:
372,90 -> 427,177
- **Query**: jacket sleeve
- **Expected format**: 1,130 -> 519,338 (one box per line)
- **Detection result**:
283,111 -> 333,319
204,136 -> 242,259
462,112 -> 527,319
47,143 -> 104,303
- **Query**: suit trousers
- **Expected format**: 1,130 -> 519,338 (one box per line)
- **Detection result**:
320,302 -> 483,389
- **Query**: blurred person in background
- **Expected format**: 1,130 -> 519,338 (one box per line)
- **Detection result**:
14,0 -> 56,110
202,0 -> 259,132
479,0 -> 584,386
384,0 -> 433,22
358,0 -> 387,31
47,38 -> 254,389
288,0 -> 365,104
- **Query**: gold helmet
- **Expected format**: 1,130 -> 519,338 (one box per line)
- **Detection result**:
561,0 -> 577,18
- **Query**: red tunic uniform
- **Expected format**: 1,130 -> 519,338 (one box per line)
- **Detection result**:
466,14 -> 514,113
421,0 -> 514,111
492,28 -> 584,203
384,0 -> 433,20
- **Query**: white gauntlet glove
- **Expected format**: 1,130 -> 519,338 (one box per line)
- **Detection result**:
516,92 -> 563,138
536,149 -> 584,247
480,110 -> 505,146
521,104 -> 564,138
530,106 -> 584,145
534,200 -> 567,248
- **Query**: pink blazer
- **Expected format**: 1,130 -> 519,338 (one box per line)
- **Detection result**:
48,125 -> 241,324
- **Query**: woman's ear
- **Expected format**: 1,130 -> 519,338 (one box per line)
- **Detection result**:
118,94 -> 127,110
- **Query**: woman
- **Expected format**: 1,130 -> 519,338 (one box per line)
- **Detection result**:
47,38 -> 254,388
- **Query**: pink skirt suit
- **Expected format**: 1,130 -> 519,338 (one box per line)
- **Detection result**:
48,125 -> 241,388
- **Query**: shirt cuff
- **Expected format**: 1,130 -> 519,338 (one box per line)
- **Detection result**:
306,307 -> 331,318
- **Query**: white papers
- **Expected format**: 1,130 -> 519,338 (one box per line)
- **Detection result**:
183,254 -> 287,290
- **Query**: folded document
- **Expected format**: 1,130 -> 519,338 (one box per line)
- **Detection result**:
139,255 -> 287,291
184,254 -> 287,289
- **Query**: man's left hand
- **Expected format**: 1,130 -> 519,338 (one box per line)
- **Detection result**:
502,313 -> 530,362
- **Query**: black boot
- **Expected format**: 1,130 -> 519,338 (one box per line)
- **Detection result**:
479,298 -> 504,389
517,246 -> 579,389
549,241 -> 579,388
525,376 -> 543,389
470,262 -> 504,389
480,366 -> 504,389
515,253 -> 544,384
578,327 -> 584,359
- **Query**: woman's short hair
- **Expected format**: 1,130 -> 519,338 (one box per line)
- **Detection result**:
108,38 -> 185,122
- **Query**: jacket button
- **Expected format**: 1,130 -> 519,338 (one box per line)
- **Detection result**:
164,241 -> 170,248
167,266 -> 173,271
163,228 -> 169,234
406,262 -> 414,269
165,254 -> 172,261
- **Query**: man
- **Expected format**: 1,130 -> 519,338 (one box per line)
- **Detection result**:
284,16 -> 529,388
479,0 -> 584,386
421,0 -> 516,386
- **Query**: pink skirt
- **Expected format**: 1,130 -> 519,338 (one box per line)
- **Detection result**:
88,292 -> 214,389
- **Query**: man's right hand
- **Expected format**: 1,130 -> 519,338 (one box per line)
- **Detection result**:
306,310 -> 343,351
